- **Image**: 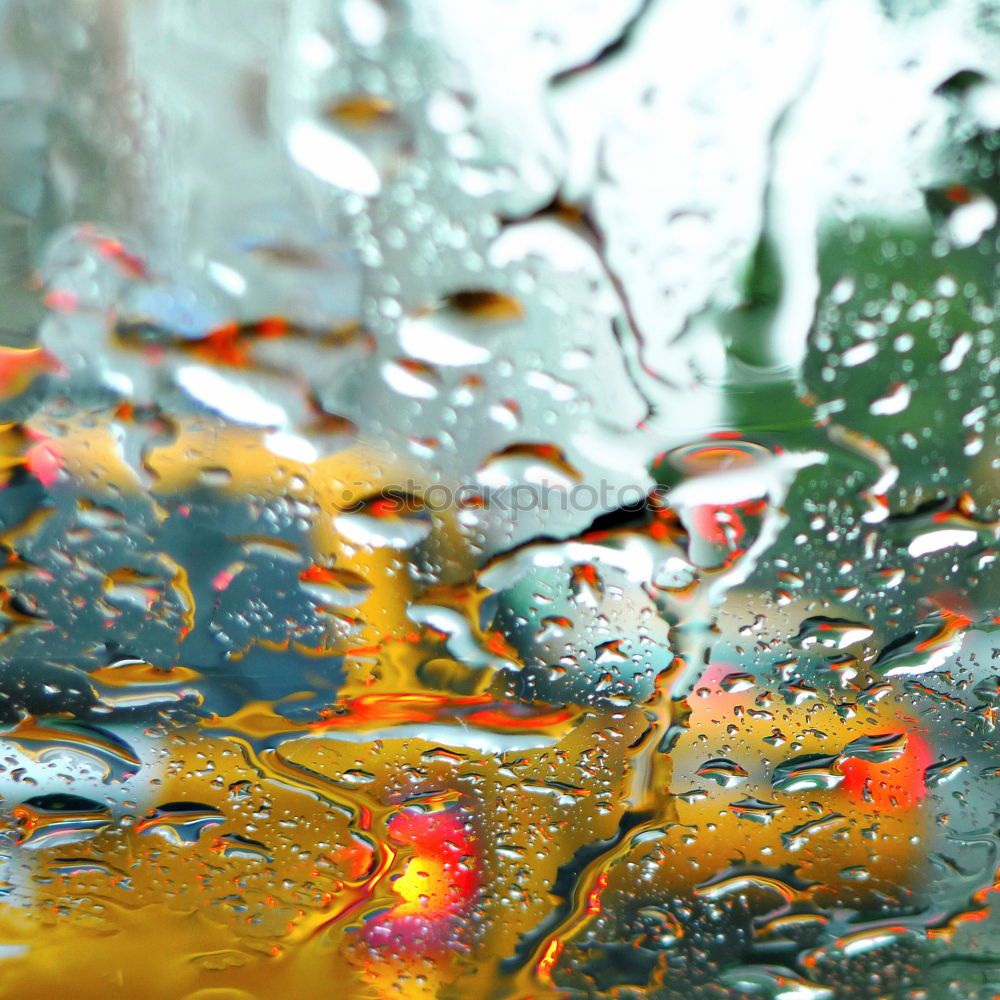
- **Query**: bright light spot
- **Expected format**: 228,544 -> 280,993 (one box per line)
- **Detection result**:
175,366 -> 287,427
869,382 -> 911,416
265,432 -> 318,463
907,528 -> 978,558
288,121 -> 381,196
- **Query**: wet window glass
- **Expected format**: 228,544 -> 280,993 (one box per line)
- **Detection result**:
1,1 -> 1000,998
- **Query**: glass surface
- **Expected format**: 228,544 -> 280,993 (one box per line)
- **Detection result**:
0,1 -> 1000,997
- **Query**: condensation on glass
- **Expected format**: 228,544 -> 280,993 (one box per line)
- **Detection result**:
0,1 -> 998,998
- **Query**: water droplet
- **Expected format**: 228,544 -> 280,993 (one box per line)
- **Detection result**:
334,492 -> 432,549
288,121 -> 381,196
946,192 -> 997,247
729,797 -> 784,824
13,795 -> 111,849
772,753 -> 843,792
341,0 -> 387,46
137,802 -> 225,844
298,564 -> 373,606
477,442 -> 581,492
696,757 -> 748,787
790,617 -> 874,651
382,357 -> 440,398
